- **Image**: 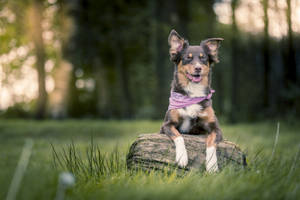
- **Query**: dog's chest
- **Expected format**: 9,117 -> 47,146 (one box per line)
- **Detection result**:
184,83 -> 207,97
177,83 -> 208,133
178,104 -> 203,118
177,104 -> 208,133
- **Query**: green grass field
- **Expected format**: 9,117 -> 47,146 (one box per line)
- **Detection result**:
0,120 -> 300,200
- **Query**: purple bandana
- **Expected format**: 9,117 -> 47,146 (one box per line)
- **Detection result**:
168,90 -> 215,110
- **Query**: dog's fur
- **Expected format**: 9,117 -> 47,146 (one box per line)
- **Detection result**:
160,30 -> 224,171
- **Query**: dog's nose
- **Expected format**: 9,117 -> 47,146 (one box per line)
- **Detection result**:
195,65 -> 202,72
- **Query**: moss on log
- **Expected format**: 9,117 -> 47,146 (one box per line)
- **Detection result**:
126,133 -> 246,172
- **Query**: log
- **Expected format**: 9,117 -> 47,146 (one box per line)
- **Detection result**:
126,133 -> 247,172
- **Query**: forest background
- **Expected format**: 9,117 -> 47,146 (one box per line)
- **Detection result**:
0,0 -> 300,122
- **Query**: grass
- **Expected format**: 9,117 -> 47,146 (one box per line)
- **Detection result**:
0,119 -> 300,199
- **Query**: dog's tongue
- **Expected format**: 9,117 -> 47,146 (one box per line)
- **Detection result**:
192,76 -> 202,83
187,74 -> 202,83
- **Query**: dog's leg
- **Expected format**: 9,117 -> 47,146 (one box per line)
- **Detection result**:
161,110 -> 188,168
201,107 -> 223,172
206,131 -> 218,172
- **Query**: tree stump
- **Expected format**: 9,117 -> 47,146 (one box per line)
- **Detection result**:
127,133 -> 246,172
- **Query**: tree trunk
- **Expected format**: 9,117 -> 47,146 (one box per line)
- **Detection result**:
112,4 -> 133,119
127,133 -> 246,172
229,0 -> 239,123
285,0 -> 297,86
49,60 -> 72,119
49,1 -> 72,119
262,0 -> 270,109
279,0 -> 297,110
112,39 -> 133,118
93,58 -> 111,118
175,0 -> 190,37
153,0 -> 170,119
29,0 -> 47,119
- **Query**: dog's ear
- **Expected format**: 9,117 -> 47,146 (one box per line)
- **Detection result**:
168,29 -> 188,62
201,38 -> 224,63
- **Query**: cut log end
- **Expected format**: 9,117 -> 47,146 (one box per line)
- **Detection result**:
126,133 -> 247,172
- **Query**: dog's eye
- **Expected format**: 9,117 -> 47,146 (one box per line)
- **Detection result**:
187,53 -> 193,59
199,55 -> 207,61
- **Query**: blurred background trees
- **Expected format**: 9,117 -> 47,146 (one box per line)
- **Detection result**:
0,0 -> 300,121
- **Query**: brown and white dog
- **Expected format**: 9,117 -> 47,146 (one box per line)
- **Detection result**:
160,29 -> 224,172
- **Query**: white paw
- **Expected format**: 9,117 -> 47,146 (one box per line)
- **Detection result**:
206,146 -> 219,172
174,136 -> 188,167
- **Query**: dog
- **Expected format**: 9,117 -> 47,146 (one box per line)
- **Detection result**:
160,29 -> 224,172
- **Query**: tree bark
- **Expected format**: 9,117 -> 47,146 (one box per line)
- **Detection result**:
280,0 -> 297,110
229,0 -> 239,123
112,4 -> 133,119
127,133 -> 246,172
93,58 -> 111,118
285,0 -> 297,86
49,1 -> 72,119
49,60 -> 72,119
153,0 -> 170,119
175,0 -> 190,37
262,0 -> 270,109
29,0 -> 47,119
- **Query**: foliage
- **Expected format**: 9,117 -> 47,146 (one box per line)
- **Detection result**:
51,140 -> 125,181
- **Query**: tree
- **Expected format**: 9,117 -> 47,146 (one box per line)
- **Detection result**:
262,0 -> 270,109
48,0 -> 73,119
285,0 -> 297,86
28,0 -> 47,119
152,0 -> 174,119
111,2 -> 133,118
229,0 -> 239,123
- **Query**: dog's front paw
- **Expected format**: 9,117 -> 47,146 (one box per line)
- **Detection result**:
174,136 -> 188,167
206,146 -> 219,172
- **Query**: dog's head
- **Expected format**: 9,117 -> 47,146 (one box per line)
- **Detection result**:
168,29 -> 223,85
